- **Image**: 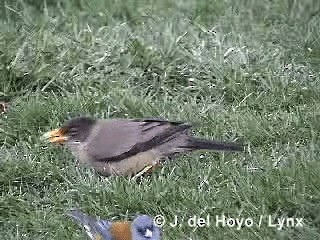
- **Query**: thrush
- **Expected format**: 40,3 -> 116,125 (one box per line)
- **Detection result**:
42,117 -> 243,176
67,209 -> 160,240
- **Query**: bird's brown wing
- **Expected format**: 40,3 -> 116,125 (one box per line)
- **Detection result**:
84,119 -> 191,163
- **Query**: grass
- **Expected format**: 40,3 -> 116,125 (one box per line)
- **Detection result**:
0,0 -> 319,239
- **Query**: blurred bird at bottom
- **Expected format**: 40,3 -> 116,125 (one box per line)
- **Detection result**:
67,209 -> 161,240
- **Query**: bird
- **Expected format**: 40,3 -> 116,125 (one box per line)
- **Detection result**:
67,209 -> 160,240
41,116 -> 243,177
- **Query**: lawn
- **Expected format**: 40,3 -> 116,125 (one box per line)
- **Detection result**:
0,0 -> 319,239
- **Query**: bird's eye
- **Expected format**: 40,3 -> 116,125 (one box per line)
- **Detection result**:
137,228 -> 144,233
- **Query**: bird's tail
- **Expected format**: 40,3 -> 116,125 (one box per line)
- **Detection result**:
67,209 -> 111,240
185,137 -> 243,152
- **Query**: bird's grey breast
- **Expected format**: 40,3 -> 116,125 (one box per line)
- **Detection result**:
65,141 -> 82,158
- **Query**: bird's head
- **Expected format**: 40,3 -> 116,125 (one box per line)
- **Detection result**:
41,117 -> 96,144
132,215 -> 160,240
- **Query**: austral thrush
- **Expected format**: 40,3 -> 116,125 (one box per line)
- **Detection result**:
42,117 -> 243,176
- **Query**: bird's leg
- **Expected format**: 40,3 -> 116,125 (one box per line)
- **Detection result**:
133,165 -> 154,178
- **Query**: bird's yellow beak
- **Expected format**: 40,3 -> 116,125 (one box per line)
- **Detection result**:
41,128 -> 67,144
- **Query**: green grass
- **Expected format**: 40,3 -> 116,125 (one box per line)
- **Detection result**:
0,0 -> 320,239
